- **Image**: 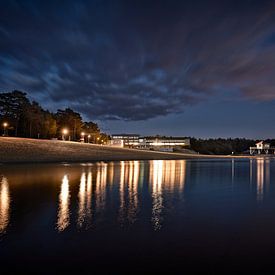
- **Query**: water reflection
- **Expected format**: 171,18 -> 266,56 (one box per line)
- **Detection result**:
149,160 -> 187,230
127,161 -> 139,223
150,160 -> 164,231
57,175 -> 70,232
9,159 -> 275,235
78,171 -> 93,228
0,177 -> 10,234
249,158 -> 271,202
119,161 -> 140,225
96,163 -> 107,212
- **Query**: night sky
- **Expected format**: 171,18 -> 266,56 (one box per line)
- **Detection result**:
1,0 -> 275,138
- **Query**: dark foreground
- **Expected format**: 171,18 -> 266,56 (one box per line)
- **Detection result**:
0,159 -> 274,274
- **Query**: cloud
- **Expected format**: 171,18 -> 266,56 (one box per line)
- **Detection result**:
0,0 -> 275,121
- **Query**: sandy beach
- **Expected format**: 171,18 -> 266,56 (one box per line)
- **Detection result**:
0,137 -> 259,164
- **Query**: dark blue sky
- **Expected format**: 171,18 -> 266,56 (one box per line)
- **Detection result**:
1,0 -> 275,138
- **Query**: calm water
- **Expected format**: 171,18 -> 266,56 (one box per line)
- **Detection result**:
0,159 -> 275,273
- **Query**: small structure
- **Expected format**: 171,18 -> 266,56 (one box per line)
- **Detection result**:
250,141 -> 275,155
109,139 -> 124,147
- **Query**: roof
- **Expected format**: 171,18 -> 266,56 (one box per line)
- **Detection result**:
112,134 -> 140,137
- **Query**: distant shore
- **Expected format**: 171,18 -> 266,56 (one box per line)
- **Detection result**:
0,137 -> 268,164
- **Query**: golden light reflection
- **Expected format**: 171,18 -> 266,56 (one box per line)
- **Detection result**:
149,160 -> 187,230
0,177 -> 10,234
177,160 -> 187,192
78,172 -> 86,227
127,161 -> 139,223
107,162 -> 114,187
119,161 -> 140,224
119,161 -> 125,223
95,163 -> 107,212
86,171 -> 92,222
150,160 -> 186,192
78,171 -> 93,228
57,175 -> 70,232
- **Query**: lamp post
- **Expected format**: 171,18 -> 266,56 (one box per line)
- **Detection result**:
88,134 -> 91,143
2,122 -> 8,136
97,137 -> 100,144
62,128 -> 68,141
81,132 -> 85,143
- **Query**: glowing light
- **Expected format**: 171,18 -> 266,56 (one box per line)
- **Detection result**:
257,158 -> 264,201
81,132 -> 85,136
0,177 -> 10,234
150,160 -> 163,231
3,122 -> 8,128
62,128 -> 68,135
78,173 -> 86,227
127,161 -> 139,223
57,175 -> 70,232
77,171 -> 93,228
95,163 -> 107,211
119,161 -> 125,223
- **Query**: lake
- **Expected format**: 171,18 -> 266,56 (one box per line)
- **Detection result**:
0,158 -> 275,273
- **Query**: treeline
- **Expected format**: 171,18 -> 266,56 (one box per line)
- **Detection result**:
190,138 -> 257,155
0,90 -> 108,142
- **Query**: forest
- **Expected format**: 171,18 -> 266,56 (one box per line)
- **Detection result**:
190,138 -> 275,155
0,90 -> 108,143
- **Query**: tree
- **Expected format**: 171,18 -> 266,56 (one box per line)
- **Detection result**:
43,111 -> 57,138
0,91 -> 100,141
99,133 -> 110,144
0,90 -> 31,136
55,108 -> 83,140
81,121 -> 100,143
24,101 -> 44,138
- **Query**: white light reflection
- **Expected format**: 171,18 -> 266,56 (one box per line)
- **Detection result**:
256,158 -> 264,202
57,175 -> 70,232
265,159 -> 270,193
150,160 -> 163,231
78,171 -> 93,228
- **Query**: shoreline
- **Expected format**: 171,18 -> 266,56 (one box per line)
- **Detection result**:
0,137 -> 272,164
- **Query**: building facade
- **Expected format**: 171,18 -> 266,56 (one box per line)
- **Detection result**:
110,134 -> 190,151
111,134 -> 140,147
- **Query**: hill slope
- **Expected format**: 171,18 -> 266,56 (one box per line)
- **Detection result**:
0,137 -> 201,163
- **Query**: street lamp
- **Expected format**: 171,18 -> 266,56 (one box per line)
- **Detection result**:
2,122 -> 8,136
62,128 -> 69,141
97,137 -> 100,144
88,134 -> 91,143
81,132 -> 85,143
